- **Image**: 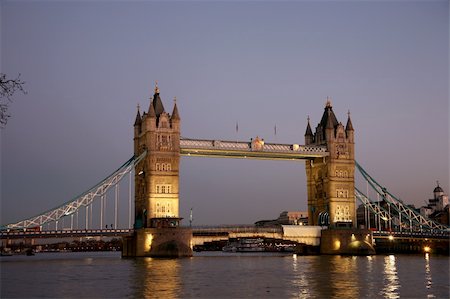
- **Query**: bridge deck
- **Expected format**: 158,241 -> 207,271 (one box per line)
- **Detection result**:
180,138 -> 328,160
0,229 -> 133,239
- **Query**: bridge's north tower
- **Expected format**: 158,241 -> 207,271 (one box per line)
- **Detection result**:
305,100 -> 355,228
133,83 -> 181,229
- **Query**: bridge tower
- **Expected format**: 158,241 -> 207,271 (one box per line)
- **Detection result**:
124,83 -> 192,257
133,83 -> 181,229
305,100 -> 356,228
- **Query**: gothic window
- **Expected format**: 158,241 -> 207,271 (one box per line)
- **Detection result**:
336,144 -> 347,158
336,188 -> 348,198
157,134 -> 173,151
334,205 -> 351,222
156,184 -> 172,194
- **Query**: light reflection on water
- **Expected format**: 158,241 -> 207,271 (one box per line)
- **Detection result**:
424,253 -> 433,291
380,255 -> 400,299
131,258 -> 182,298
1,252 -> 449,298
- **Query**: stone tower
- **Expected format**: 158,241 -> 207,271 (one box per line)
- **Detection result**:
133,83 -> 181,229
305,100 -> 355,228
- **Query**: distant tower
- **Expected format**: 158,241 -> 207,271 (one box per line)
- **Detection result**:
305,100 -> 356,227
133,82 -> 181,229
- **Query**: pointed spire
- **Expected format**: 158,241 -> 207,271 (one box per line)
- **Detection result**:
171,96 -> 180,120
320,97 -> 338,130
305,115 -> 313,136
152,82 -> 165,116
346,110 -> 354,131
134,103 -> 142,126
326,108 -> 334,129
148,96 -> 156,117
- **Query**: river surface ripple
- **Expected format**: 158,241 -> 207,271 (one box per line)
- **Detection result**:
1,252 -> 449,298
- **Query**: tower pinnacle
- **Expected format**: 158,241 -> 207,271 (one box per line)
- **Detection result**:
346,110 -> 354,131
326,96 -> 332,108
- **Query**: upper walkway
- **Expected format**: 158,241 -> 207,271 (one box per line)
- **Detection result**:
180,138 -> 328,160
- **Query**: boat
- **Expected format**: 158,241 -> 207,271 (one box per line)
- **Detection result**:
223,238 -> 265,252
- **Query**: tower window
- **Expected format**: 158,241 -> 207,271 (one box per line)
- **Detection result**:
156,184 -> 172,194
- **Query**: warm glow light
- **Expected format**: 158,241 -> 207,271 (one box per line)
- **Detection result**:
424,246 -> 431,253
145,233 -> 154,251
334,240 -> 341,250
351,234 -> 356,241
388,235 -> 394,241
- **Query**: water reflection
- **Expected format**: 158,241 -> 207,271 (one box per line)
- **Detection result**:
364,255 -> 376,295
380,255 -> 399,299
288,255 -> 363,298
424,253 -> 433,291
329,256 -> 359,298
131,257 -> 182,298
290,254 -> 311,299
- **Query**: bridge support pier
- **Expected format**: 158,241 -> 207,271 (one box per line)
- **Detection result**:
320,228 -> 375,255
122,228 -> 193,258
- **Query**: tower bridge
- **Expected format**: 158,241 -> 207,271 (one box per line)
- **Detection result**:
2,83 -> 448,256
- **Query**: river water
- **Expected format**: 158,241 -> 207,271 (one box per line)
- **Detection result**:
1,251 -> 449,298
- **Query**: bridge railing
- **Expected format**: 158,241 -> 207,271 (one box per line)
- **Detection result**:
180,138 -> 327,154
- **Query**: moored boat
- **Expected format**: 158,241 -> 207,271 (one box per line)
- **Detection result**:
223,238 -> 265,252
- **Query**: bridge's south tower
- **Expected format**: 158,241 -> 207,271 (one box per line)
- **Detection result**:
305,101 -> 355,228
133,83 -> 181,229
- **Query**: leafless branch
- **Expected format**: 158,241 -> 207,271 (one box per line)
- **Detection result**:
0,73 -> 27,127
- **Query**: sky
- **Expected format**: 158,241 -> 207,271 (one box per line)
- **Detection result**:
1,0 -> 448,227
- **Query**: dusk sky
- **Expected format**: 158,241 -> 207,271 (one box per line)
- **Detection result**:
1,0 -> 448,227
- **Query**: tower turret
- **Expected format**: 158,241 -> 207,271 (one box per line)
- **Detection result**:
134,104 -> 142,133
171,97 -> 180,131
305,116 -> 314,145
345,110 -> 354,143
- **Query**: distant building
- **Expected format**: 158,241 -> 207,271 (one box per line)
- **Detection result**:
255,211 -> 308,227
357,182 -> 450,229
419,182 -> 449,225
277,211 -> 308,225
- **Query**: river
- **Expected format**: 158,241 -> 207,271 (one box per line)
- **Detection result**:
1,252 -> 449,298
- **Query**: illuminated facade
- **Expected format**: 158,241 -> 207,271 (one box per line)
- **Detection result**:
305,101 -> 356,227
133,83 -> 181,228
